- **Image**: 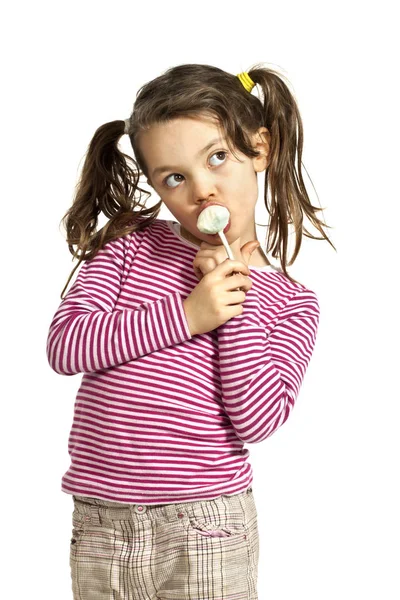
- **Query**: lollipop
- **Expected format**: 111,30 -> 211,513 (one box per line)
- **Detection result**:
197,205 -> 234,260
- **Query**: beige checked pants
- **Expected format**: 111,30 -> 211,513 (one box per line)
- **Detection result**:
70,487 -> 259,599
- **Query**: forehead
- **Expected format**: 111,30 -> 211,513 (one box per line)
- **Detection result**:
138,116 -> 226,161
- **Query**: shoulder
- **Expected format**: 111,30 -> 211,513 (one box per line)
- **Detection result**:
100,217 -> 186,275
102,216 -> 173,254
122,215 -> 175,241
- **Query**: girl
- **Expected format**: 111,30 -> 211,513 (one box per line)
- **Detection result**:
46,63 -> 334,600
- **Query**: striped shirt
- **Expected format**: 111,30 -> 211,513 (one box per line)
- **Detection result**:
46,218 -> 320,505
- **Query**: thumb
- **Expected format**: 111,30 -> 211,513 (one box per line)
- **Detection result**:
240,241 -> 260,264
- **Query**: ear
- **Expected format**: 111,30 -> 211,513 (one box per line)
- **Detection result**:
251,127 -> 270,173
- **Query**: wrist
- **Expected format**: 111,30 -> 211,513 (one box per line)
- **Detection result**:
182,299 -> 197,337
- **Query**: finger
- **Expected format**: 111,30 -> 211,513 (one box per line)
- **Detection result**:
193,266 -> 204,281
193,257 -> 219,275
224,273 -> 252,291
195,249 -> 229,263
224,290 -> 247,305
216,259 -> 250,277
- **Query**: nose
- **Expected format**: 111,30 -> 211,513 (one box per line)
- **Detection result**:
190,172 -> 217,203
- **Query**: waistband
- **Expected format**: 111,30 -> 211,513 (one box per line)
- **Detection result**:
73,487 -> 253,524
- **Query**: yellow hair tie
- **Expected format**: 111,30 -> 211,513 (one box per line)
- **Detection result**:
237,72 -> 256,93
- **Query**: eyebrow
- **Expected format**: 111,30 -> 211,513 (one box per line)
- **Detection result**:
152,137 -> 223,178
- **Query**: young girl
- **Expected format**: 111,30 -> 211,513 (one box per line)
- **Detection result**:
46,63 -> 334,600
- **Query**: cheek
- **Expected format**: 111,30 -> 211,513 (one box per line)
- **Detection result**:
227,175 -> 258,204
158,193 -> 181,212
226,163 -> 256,191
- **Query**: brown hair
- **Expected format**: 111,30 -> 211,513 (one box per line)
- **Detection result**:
59,62 -> 336,298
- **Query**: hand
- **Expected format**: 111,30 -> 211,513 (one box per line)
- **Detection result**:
183,259 -> 253,336
192,238 -> 260,281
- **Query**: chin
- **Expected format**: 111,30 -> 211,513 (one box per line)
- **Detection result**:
222,227 -> 237,243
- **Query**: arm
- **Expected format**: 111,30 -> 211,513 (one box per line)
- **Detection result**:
46,236 -> 191,375
217,286 -> 320,443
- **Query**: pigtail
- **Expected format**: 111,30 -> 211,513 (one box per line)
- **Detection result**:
248,65 -> 336,279
59,120 -> 161,299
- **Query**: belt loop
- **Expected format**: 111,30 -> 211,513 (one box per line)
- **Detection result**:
89,504 -> 101,526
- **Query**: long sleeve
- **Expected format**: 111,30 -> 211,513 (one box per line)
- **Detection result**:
46,235 -> 192,375
217,284 -> 320,444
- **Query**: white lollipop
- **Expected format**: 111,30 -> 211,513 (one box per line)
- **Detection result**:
197,205 -> 234,260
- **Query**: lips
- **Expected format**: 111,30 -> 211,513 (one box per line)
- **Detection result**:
197,202 -> 231,234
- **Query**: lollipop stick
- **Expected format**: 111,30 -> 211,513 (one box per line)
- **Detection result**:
218,231 -> 234,260
218,231 -> 242,291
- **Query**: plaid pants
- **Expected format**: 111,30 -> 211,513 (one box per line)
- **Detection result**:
70,487 -> 259,599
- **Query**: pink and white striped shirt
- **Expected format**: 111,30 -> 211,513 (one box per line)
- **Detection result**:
46,218 -> 320,505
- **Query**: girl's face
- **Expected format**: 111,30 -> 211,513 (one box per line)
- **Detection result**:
138,115 -> 269,247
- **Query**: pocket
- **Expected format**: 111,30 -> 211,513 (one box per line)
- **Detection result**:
188,516 -> 247,539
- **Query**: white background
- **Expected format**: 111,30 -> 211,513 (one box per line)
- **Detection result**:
2,1 -> 399,598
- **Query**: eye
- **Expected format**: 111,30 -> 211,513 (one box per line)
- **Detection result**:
164,173 -> 184,189
209,151 -> 227,166
163,151 -> 228,189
